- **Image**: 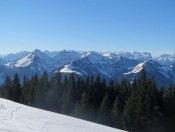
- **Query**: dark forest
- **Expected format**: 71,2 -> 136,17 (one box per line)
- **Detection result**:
0,69 -> 175,132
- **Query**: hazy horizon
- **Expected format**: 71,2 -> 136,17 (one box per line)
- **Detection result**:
0,0 -> 175,56
0,48 -> 174,57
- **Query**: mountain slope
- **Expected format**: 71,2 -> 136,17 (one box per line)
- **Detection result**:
0,98 -> 125,132
53,50 -> 82,68
113,51 -> 153,60
155,54 -> 175,65
60,51 -> 139,80
0,58 -> 6,65
2,51 -> 29,62
0,50 -> 175,87
13,49 -> 53,71
123,60 -> 175,87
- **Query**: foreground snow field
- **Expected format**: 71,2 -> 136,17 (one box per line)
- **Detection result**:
0,98 -> 125,132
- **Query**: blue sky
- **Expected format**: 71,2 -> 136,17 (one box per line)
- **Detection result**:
0,0 -> 175,56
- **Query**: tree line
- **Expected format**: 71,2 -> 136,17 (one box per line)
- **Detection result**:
0,70 -> 175,132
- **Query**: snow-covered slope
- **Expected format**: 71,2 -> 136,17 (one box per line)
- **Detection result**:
14,53 -> 35,67
123,60 -> 175,87
12,49 -> 53,70
0,98 -> 125,132
12,50 -> 54,74
123,60 -> 147,74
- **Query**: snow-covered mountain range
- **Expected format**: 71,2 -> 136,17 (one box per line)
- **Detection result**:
0,98 -> 125,132
0,49 -> 175,87
60,51 -> 139,81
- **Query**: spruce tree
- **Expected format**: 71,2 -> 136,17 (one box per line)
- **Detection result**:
97,92 -> 111,125
20,76 -> 29,104
1,76 -> 13,100
74,91 -> 93,121
12,73 -> 21,102
61,74 -> 77,114
35,71 -> 49,109
29,74 -> 39,106
163,85 -> 175,131
48,72 -> 62,112
112,95 -> 124,128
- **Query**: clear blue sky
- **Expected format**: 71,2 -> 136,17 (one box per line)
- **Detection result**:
0,0 -> 175,56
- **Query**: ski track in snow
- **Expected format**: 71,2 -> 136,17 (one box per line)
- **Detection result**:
0,98 -> 125,132
11,107 -> 22,119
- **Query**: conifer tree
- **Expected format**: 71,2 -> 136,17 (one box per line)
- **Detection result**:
20,76 -> 29,104
97,92 -> 111,125
74,91 -> 93,121
1,76 -> 13,100
112,95 -> 124,128
61,74 -> 77,114
12,73 -> 21,102
163,85 -> 175,131
93,74 -> 105,110
28,74 -> 39,106
35,71 -> 49,108
48,72 -> 62,112
123,90 -> 138,131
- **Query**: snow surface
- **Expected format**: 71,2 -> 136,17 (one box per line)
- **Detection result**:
60,65 -> 83,76
124,60 -> 146,75
14,53 -> 35,67
5,62 -> 15,69
0,98 -> 125,132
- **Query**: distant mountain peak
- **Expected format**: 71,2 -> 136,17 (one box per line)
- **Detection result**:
114,51 -> 153,60
103,52 -> 120,61
33,49 -> 42,53
33,49 -> 46,56
155,54 -> 175,65
82,51 -> 108,62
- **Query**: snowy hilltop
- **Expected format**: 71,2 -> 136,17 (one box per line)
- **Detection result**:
0,98 -> 125,132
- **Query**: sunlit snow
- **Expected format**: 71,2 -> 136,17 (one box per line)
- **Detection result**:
14,53 -> 35,67
0,98 -> 125,132
124,60 -> 146,75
